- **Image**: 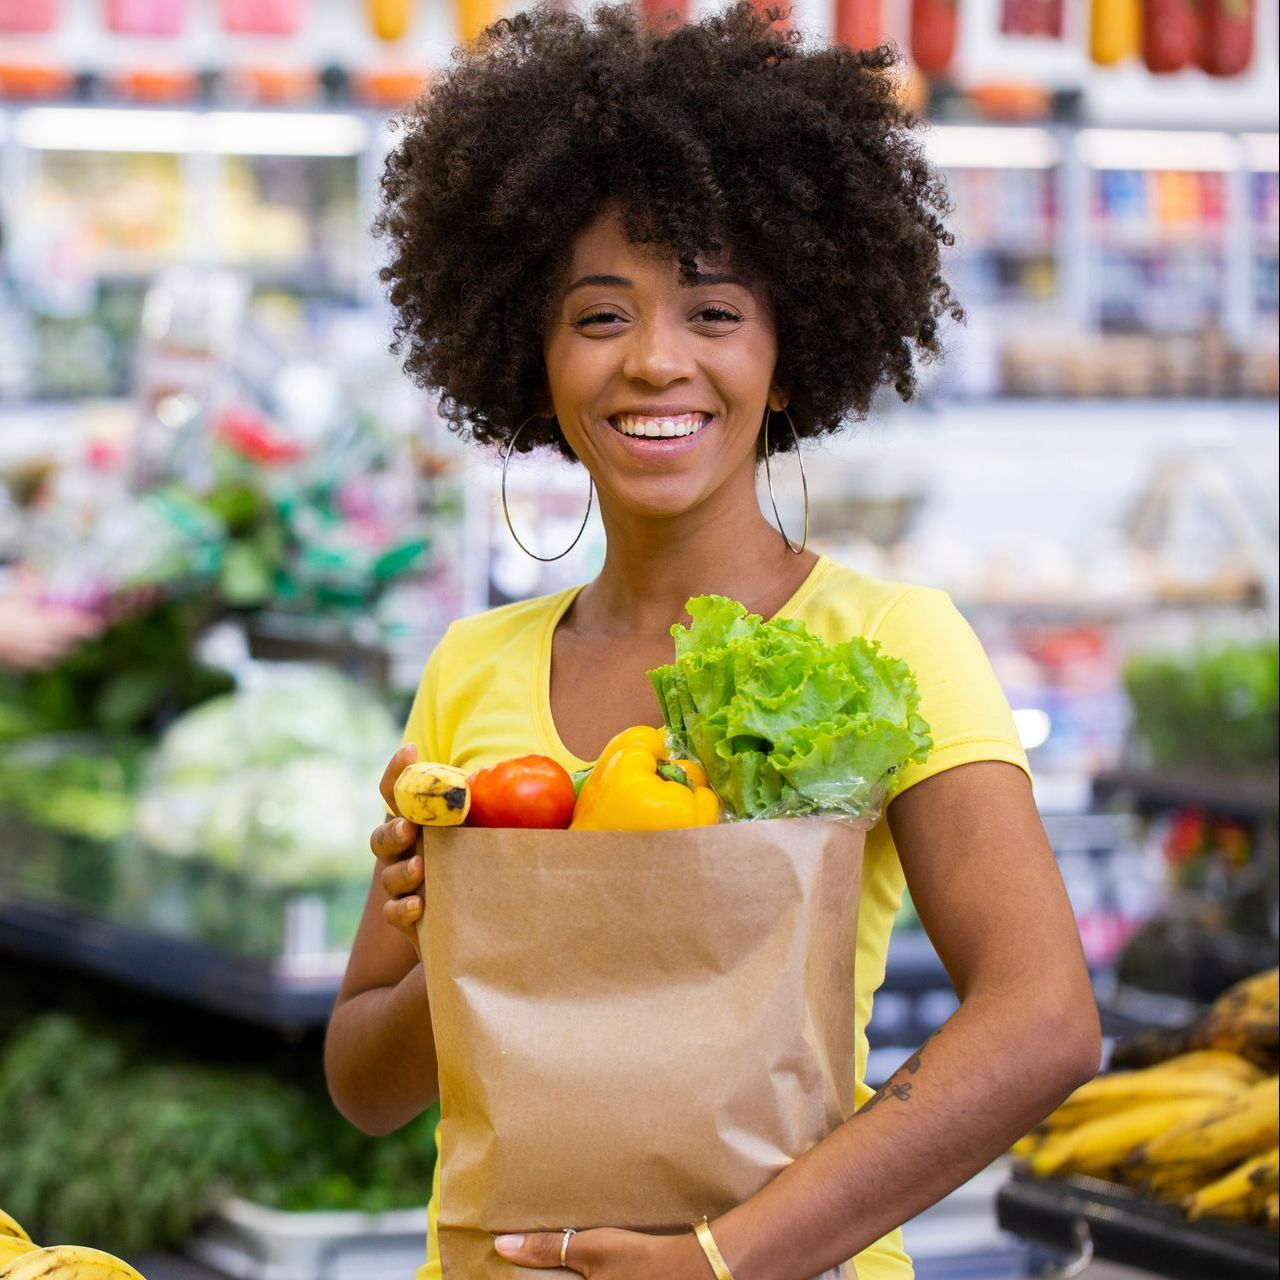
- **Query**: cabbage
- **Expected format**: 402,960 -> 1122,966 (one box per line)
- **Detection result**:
134,665 -> 398,884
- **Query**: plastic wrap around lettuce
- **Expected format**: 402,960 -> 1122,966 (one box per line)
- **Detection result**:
133,666 -> 398,887
647,595 -> 932,822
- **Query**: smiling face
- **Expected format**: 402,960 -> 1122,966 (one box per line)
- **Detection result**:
543,212 -> 787,523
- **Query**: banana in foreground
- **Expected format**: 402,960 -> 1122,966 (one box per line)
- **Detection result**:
1129,1077 -> 1279,1172
0,1240 -> 38,1268
0,1244 -> 146,1278
393,762 -> 471,827
0,1212 -> 30,1244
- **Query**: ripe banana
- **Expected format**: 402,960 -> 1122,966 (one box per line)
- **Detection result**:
1111,968 -> 1280,1072
1183,1145 -> 1280,1222
393,762 -> 471,827
0,1213 -> 29,1244
1143,1162 -> 1214,1204
1265,1190 -> 1278,1231
1030,1096 -> 1226,1179
1155,1050 -> 1266,1085
0,1244 -> 145,1278
1042,1068 -> 1244,1131
1214,968 -> 1279,1017
1131,1077 -> 1279,1171
0,1239 -> 37,1268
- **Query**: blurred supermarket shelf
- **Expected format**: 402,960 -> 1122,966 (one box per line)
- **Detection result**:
0,896 -> 341,1033
1092,766 -> 1280,821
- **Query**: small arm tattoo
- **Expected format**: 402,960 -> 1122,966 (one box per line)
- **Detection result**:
860,1033 -> 938,1113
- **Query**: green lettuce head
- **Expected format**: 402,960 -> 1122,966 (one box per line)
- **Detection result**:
647,595 -> 932,821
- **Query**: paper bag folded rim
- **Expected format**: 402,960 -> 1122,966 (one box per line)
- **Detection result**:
419,817 -> 866,1280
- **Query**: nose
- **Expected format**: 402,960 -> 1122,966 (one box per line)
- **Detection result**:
621,315 -> 696,387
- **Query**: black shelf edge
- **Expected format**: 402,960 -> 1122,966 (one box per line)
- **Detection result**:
996,1172 -> 1279,1280
1092,767 -> 1280,821
0,897 -> 340,1033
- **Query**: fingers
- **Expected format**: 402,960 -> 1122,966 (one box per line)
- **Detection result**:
494,1230 -> 585,1272
379,743 -> 418,815
383,892 -> 423,930
380,850 -> 423,900
370,815 -> 418,861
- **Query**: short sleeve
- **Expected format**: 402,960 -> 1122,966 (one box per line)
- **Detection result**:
873,586 -> 1030,796
401,629 -> 449,763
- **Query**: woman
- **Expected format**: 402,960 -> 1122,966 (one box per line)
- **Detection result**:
324,6 -> 1101,1278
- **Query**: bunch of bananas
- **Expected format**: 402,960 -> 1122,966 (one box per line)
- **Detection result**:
1111,965 -> 1280,1074
0,1209 -> 147,1278
1013,968 -> 1280,1231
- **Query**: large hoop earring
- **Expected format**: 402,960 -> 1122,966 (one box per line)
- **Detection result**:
501,416 -> 595,562
761,406 -> 809,555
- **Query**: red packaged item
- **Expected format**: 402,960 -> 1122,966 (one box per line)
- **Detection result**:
1000,0 -> 1063,38
104,0 -> 187,35
835,0 -> 882,49
637,0 -> 688,31
1199,0 -> 1253,76
1143,0 -> 1198,73
220,0 -> 303,36
0,0 -> 59,32
911,0 -> 958,76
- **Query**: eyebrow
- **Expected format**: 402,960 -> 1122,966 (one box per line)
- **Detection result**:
565,272 -> 751,294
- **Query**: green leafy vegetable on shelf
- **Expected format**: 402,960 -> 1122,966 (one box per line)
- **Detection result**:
1124,638 -> 1279,773
0,1012 -> 438,1251
647,595 -> 932,821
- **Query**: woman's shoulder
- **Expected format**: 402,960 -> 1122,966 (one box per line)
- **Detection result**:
433,586 -> 579,663
797,556 -> 954,642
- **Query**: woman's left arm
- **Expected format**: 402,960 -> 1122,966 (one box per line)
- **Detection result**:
501,759 -> 1101,1279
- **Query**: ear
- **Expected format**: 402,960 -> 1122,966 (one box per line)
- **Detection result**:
768,384 -> 790,412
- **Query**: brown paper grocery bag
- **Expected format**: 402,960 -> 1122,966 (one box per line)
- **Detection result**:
419,817 -> 864,1280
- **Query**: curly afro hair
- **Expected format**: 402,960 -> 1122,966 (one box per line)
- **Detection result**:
375,1 -> 960,458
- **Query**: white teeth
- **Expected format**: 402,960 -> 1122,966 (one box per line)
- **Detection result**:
610,412 -> 711,439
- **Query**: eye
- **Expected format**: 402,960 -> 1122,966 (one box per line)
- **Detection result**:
694,306 -> 744,324
569,310 -> 626,329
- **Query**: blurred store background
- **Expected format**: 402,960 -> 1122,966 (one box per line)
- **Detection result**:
0,0 -> 1276,1277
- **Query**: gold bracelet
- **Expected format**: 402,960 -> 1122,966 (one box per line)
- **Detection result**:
692,1216 -> 736,1280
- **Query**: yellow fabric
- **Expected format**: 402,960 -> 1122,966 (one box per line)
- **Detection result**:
404,555 -> 1030,1280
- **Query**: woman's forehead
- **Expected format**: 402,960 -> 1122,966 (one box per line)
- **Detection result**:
561,212 -> 747,293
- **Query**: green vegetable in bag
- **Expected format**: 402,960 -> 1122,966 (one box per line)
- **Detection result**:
647,595 -> 932,821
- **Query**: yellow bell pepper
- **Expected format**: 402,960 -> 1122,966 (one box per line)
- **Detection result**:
570,725 -> 721,831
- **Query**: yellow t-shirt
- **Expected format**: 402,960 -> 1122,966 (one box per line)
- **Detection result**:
402,555 -> 1029,1280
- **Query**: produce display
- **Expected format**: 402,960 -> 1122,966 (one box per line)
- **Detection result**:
1014,968 -> 1280,1231
133,665 -> 398,885
0,1009 -> 438,1253
1123,638 -> 1279,774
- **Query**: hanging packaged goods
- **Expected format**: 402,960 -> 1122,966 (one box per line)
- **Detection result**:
0,0 -> 58,31
104,0 -> 187,35
1000,0 -> 1063,39
835,0 -> 882,49
1142,0 -> 1199,73
1199,0 -> 1254,77
638,0 -> 688,30
367,0 -> 412,41
1089,0 -> 1140,65
911,0 -> 958,76
219,0 -> 304,35
455,0 -> 499,41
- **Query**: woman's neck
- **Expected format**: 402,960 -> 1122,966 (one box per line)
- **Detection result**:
570,473 -> 818,637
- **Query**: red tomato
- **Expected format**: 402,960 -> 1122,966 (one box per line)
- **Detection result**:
467,755 -> 576,829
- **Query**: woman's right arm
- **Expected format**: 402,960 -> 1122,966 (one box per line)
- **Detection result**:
324,744 -> 440,1137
